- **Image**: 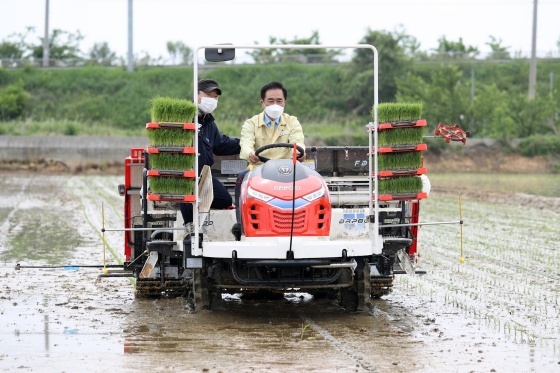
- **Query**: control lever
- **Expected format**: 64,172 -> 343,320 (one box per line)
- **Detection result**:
311,146 -> 318,170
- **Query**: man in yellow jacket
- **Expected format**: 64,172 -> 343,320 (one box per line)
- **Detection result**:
240,81 -> 305,164
234,81 -> 306,229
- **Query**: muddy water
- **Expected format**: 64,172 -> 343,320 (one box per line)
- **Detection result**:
1,174 -> 559,372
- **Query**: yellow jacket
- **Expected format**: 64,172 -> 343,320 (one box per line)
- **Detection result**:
240,112 -> 305,162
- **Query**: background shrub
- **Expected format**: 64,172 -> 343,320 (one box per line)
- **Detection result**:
518,134 -> 560,156
0,81 -> 29,120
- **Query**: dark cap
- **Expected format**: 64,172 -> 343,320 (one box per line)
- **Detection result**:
198,79 -> 222,95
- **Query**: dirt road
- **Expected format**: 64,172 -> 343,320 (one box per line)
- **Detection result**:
1,173 -> 559,372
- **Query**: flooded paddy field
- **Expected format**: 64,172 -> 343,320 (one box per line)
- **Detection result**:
1,173 -> 559,372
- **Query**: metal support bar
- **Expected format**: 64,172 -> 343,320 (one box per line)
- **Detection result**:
15,264 -> 124,270
393,269 -> 427,275
103,226 -> 188,232
379,220 -> 462,228
311,263 -> 357,269
99,273 -> 135,278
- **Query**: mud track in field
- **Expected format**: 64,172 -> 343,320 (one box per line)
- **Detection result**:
1,173 -> 559,372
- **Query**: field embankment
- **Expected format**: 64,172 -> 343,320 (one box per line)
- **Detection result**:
0,135 -> 557,176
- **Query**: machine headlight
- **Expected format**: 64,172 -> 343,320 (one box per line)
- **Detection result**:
247,186 -> 274,202
303,185 -> 325,202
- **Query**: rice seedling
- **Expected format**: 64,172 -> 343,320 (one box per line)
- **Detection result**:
147,97 -> 197,147
378,176 -> 423,194
148,177 -> 194,195
376,102 -> 423,123
150,96 -> 197,123
378,152 -> 423,170
401,189 -> 560,356
300,323 -> 310,341
67,169 -> 560,362
147,127 -> 194,147
150,153 -> 195,171
378,127 -> 426,146
427,173 -> 560,198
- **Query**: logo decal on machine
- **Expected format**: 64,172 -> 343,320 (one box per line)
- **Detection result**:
273,185 -> 300,190
278,166 -> 292,175
339,209 -> 366,232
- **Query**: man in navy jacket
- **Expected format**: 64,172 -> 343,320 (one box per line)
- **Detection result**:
180,79 -> 240,225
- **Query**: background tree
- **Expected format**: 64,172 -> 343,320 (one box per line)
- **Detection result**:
166,41 -> 193,65
345,29 -> 413,116
29,29 -> 84,65
544,91 -> 560,136
0,27 -> 34,64
396,65 -> 471,129
0,26 -> 558,150
247,31 -> 342,64
471,83 -> 515,140
135,51 -> 163,66
507,93 -> 555,138
485,36 -> 511,60
467,82 -> 557,141
88,42 -> 117,66
0,41 -> 24,65
275,31 -> 342,63
0,39 -> 24,60
432,36 -> 479,60
247,36 -> 279,64
393,25 -> 427,60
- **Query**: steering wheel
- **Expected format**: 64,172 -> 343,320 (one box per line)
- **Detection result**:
254,143 -> 305,163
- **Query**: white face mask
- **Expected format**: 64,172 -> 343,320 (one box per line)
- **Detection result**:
198,96 -> 218,114
264,104 -> 284,119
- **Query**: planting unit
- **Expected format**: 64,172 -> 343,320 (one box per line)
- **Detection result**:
105,44 -> 460,312
145,122 -> 197,202
373,110 -> 429,265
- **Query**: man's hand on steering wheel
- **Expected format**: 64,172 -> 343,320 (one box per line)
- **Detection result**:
248,152 -> 260,164
254,143 -> 305,163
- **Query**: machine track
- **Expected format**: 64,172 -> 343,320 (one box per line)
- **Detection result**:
135,280 -> 162,298
192,269 -> 209,310
357,263 -> 372,311
135,279 -> 188,298
371,276 -> 393,298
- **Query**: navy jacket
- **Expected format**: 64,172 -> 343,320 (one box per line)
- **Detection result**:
198,113 -> 240,173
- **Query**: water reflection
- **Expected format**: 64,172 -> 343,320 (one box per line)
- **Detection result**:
43,296 -> 50,356
0,269 -> 125,371
0,208 -> 84,264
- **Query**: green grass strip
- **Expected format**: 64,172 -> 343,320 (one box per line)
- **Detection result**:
376,102 -> 423,123
149,177 -> 194,195
379,176 -> 423,194
150,96 -> 197,123
147,129 -> 194,147
150,154 -> 195,170
378,127 -> 426,146
378,152 -> 423,170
